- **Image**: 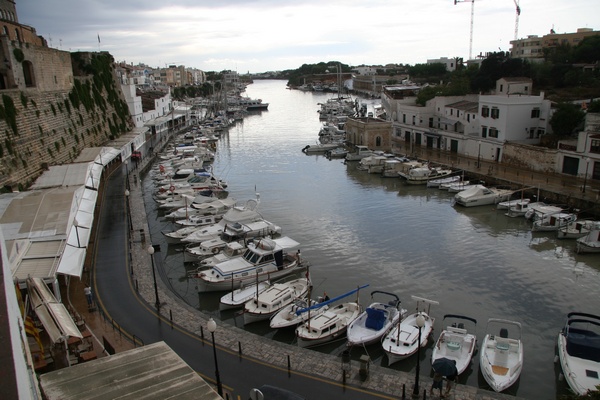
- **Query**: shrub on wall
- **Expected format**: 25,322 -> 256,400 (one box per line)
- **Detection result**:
12,48 -> 24,63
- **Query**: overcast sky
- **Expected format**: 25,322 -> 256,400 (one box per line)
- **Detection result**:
16,1 -> 599,73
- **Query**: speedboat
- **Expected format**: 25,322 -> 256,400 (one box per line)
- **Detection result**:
576,225 -> 600,254
219,280 -> 271,310
431,314 -> 478,375
345,145 -> 373,161
346,291 -> 407,347
301,143 -> 341,154
557,312 -> 600,396
196,237 -> 304,292
557,220 -> 599,239
243,277 -> 311,325
182,238 -> 228,263
382,296 -> 438,366
506,201 -> 551,218
453,185 -> 514,207
479,318 -> 523,392
195,241 -> 247,270
532,212 -> 577,232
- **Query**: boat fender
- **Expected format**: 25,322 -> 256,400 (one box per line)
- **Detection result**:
212,247 -> 219,254
169,185 -> 175,192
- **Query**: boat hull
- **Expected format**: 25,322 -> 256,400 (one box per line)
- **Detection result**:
382,313 -> 434,366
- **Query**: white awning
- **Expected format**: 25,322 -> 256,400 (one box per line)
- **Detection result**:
27,277 -> 82,343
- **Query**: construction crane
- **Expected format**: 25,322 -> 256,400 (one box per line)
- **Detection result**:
454,0 -> 475,61
513,0 -> 521,40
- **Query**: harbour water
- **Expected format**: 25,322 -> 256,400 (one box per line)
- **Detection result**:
143,79 -> 600,399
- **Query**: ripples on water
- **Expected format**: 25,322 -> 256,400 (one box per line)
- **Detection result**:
144,80 -> 600,399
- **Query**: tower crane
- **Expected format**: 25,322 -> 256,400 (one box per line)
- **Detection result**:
454,0 -> 475,61
513,0 -> 521,40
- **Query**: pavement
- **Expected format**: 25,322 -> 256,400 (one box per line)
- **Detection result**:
61,137 -> 591,399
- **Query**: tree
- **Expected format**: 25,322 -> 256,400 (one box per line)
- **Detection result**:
549,102 -> 585,137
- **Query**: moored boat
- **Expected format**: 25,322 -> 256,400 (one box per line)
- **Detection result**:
382,296 -> 438,366
557,220 -> 599,239
576,226 -> 600,254
346,291 -> 407,347
196,236 -> 304,292
453,185 -> 514,207
219,280 -> 271,310
431,314 -> 478,376
557,312 -> 600,396
243,277 -> 311,325
479,318 -> 523,392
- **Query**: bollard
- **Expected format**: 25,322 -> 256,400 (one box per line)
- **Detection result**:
169,309 -> 173,328
238,341 -> 242,356
140,229 -> 146,243
287,355 -> 291,377
402,383 -> 406,400
359,355 -> 370,379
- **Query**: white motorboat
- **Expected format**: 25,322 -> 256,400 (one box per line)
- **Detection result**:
357,154 -> 389,174
480,318 -> 523,392
346,291 -> 407,347
345,145 -> 373,161
220,220 -> 282,242
301,143 -> 341,154
576,226 -> 600,254
399,166 -> 455,185
453,185 -> 514,207
196,236 -> 304,292
496,198 -> 530,210
532,212 -> 577,232
431,314 -> 478,376
181,196 -> 266,244
296,302 -> 361,348
270,297 -> 329,330
557,220 -> 599,239
427,174 -> 461,188
325,147 -> 348,159
175,214 -> 222,228
446,182 -> 476,193
243,277 -> 311,325
506,201 -> 552,218
557,312 -> 600,396
524,203 -> 564,221
382,296 -> 438,366
219,280 -> 271,310
183,238 -> 229,263
162,225 -> 202,245
381,158 -> 411,178
195,241 -> 247,269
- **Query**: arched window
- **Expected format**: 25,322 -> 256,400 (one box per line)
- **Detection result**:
3,25 -> 8,37
22,60 -> 35,87
376,136 -> 382,147
14,28 -> 20,42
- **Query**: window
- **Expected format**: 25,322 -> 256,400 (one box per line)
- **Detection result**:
481,106 -> 489,117
481,126 -> 488,138
500,84 -> 504,92
591,139 -> 600,154
450,109 -> 454,116
467,114 -> 470,122
429,117 -> 433,128
531,108 -> 540,118
412,115 -> 416,125
489,128 -> 499,138
491,108 -> 499,119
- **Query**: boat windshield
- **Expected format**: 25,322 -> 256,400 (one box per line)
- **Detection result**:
243,249 -> 261,264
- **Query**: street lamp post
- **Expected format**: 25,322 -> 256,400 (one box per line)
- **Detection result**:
477,140 -> 482,169
124,160 -> 129,190
412,314 -> 426,398
146,245 -> 160,310
207,318 -> 223,397
125,189 -> 132,231
582,157 -> 590,193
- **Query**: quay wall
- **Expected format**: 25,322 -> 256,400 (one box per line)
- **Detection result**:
502,142 -> 558,173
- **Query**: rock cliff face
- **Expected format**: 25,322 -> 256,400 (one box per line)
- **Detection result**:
0,48 -> 133,191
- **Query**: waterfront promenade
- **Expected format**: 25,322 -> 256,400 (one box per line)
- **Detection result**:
62,141 -> 552,399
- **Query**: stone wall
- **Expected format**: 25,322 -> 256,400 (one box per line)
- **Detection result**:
502,142 -> 558,173
0,52 -> 133,190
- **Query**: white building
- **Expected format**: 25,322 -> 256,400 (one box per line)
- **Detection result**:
426,57 -> 458,72
383,79 -> 553,162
